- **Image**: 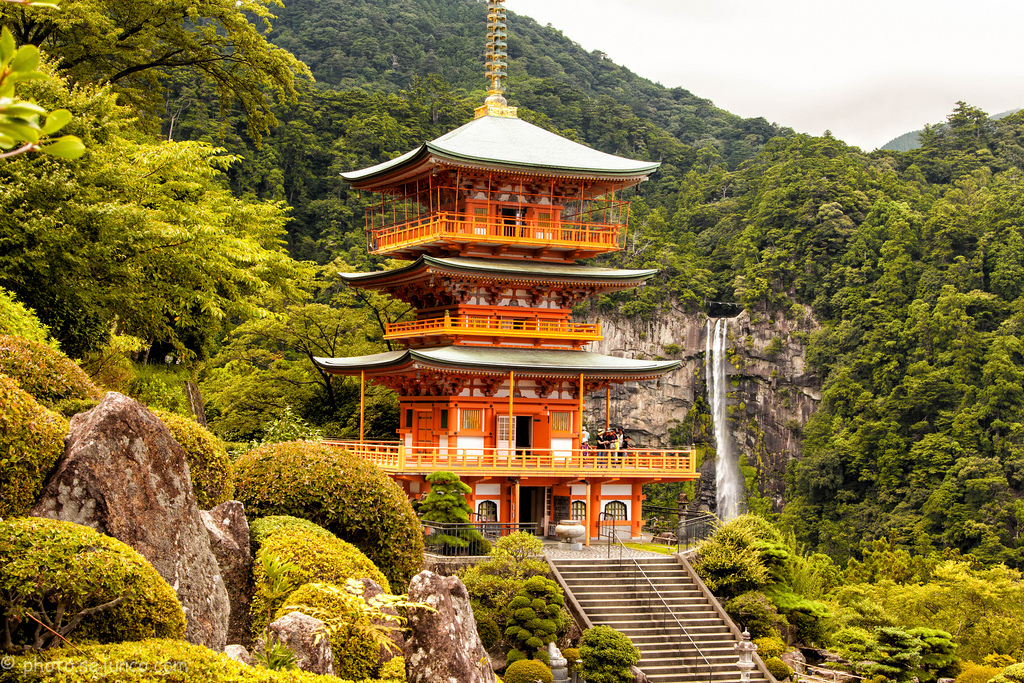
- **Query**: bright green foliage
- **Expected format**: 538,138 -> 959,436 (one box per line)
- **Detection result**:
0,27 -> 84,160
474,531 -> 549,580
985,655 -> 1019,669
1,637 -> 352,681
378,656 -> 406,681
754,637 -> 786,659
504,659 -> 553,683
562,647 -> 581,671
234,441 -> 423,588
0,288 -> 54,347
0,374 -> 68,517
419,471 -> 488,554
152,408 -> 233,509
693,518 -> 770,598
955,661 -> 1004,683
908,627 -> 959,683
0,335 -> 98,412
502,576 -> 566,652
249,515 -> 335,553
126,365 -> 192,417
723,592 -> 786,640
249,525 -> 390,637
505,648 -> 526,667
990,663 -> 1024,683
765,657 -> 793,680
79,334 -> 146,393
578,626 -> 641,683
253,637 -> 297,671
861,627 -> 924,683
0,517 -> 184,651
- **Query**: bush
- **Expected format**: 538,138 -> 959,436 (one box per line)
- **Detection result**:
0,289 -> 54,348
766,657 -> 793,680
0,335 -> 99,412
126,364 -> 190,416
152,408 -> 233,509
476,611 -> 501,649
474,531 -> 548,580
503,576 -> 566,652
250,525 -> 391,637
419,471 -> 488,554
991,664 -> 1024,683
693,523 -> 770,598
234,441 -> 424,588
0,637 -> 349,681
504,659 -> 553,683
578,625 -> 640,683
250,515 -> 335,553
0,375 -> 69,518
0,518 -> 184,650
505,648 -> 526,667
724,592 -> 787,640
379,656 -> 406,681
275,583 -> 380,680
955,662 -> 1003,683
754,636 -> 786,659
562,647 -> 581,671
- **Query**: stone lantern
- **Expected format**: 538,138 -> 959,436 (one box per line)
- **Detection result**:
734,630 -> 758,683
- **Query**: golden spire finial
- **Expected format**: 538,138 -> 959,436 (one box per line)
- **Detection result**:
476,0 -> 517,119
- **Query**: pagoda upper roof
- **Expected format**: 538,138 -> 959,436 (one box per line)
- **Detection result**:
342,115 -> 661,189
339,256 -> 658,288
314,346 -> 680,380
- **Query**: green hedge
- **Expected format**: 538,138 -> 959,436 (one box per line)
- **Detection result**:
249,515 -> 335,553
276,582 -> 382,680
0,518 -> 184,649
0,335 -> 99,413
0,289 -> 54,348
0,375 -> 69,518
152,408 -> 233,509
234,441 -> 423,588
250,524 -> 391,637
0,638 -> 398,682
504,659 -> 553,683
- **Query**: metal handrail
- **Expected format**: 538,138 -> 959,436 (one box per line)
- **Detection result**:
605,531 -> 714,683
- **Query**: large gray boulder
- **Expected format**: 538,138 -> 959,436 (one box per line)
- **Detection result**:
201,500 -> 253,647
268,612 -> 334,676
357,577 -> 406,664
405,571 -> 494,683
30,392 -> 230,649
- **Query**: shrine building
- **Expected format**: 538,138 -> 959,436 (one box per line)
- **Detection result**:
316,0 -> 698,543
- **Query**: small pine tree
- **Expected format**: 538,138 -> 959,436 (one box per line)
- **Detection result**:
418,471 -> 487,553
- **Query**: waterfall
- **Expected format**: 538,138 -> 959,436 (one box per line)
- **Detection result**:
706,318 -> 742,521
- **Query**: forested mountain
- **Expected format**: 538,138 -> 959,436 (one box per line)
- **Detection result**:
2,0 -> 1023,575
881,107 -> 1021,152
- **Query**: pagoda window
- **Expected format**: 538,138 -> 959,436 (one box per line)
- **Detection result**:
461,408 -> 482,431
405,409 -> 413,429
440,409 -> 449,430
604,500 -> 627,521
550,411 -> 572,434
477,500 -> 498,522
571,500 -> 586,520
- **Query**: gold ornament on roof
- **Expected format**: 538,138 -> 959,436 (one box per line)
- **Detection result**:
476,0 -> 518,119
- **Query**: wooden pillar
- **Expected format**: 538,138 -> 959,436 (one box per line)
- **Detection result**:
584,480 -> 594,547
359,371 -> 365,444
631,482 -> 644,539
606,386 -> 610,431
578,373 -> 584,449
512,479 -> 520,530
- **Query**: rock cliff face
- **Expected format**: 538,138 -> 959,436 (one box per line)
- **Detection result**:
579,303 -> 822,512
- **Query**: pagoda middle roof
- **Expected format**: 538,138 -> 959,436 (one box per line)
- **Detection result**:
314,346 -> 680,379
339,256 -> 658,287
341,115 -> 661,188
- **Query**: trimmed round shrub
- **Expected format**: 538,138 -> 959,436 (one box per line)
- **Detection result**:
476,611 -> 501,650
766,656 -> 793,680
275,582 -> 381,680
0,375 -> 69,518
3,637 -> 343,681
724,591 -> 787,640
562,647 -> 581,671
250,515 -> 335,553
379,656 -> 406,681
991,664 -> 1024,683
579,625 -> 640,683
0,517 -> 185,649
503,576 -> 566,651
152,408 -> 233,509
0,335 -> 99,412
504,659 -> 553,683
234,440 -> 424,587
955,662 -> 1004,683
0,288 -> 53,347
250,526 -> 391,636
505,648 -> 527,667
754,636 -> 787,659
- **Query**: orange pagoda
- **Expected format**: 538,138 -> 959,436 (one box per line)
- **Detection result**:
316,0 -> 697,543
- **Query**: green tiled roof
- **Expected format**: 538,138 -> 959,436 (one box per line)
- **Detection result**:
314,346 -> 680,377
342,115 -> 660,183
339,256 -> 657,285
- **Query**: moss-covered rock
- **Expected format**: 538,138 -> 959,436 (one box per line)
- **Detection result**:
251,525 -> 391,637
0,517 -> 185,650
0,374 -> 69,518
0,335 -> 100,414
234,441 -> 423,588
152,408 -> 233,509
0,637 -> 380,682
276,582 -> 383,680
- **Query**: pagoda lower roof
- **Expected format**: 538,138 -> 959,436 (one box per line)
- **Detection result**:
341,115 -> 660,190
314,346 -> 680,380
339,256 -> 657,288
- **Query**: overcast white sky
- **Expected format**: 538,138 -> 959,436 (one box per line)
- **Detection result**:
509,0 -> 1024,150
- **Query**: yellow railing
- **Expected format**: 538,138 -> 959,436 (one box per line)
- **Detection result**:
324,440 -> 698,478
367,212 -> 623,255
384,314 -> 602,341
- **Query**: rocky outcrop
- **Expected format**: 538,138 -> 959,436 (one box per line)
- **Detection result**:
30,392 -> 230,649
581,304 -> 822,513
267,612 -> 335,675
224,644 -> 253,667
200,500 -> 253,647
405,571 -> 493,683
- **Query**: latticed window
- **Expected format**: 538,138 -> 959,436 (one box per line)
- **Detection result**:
496,414 -> 514,442
477,500 -> 498,522
604,500 -> 627,521
550,411 -> 571,433
571,500 -> 586,520
461,409 -> 482,431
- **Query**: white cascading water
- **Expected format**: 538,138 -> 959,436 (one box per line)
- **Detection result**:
706,318 -> 742,521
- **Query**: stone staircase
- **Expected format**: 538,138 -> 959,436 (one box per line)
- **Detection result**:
550,555 -> 773,683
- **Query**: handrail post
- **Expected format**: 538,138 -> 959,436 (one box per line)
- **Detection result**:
398,443 -> 406,469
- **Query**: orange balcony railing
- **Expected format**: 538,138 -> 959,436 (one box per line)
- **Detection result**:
384,313 -> 602,342
323,440 -> 698,479
367,212 -> 624,256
